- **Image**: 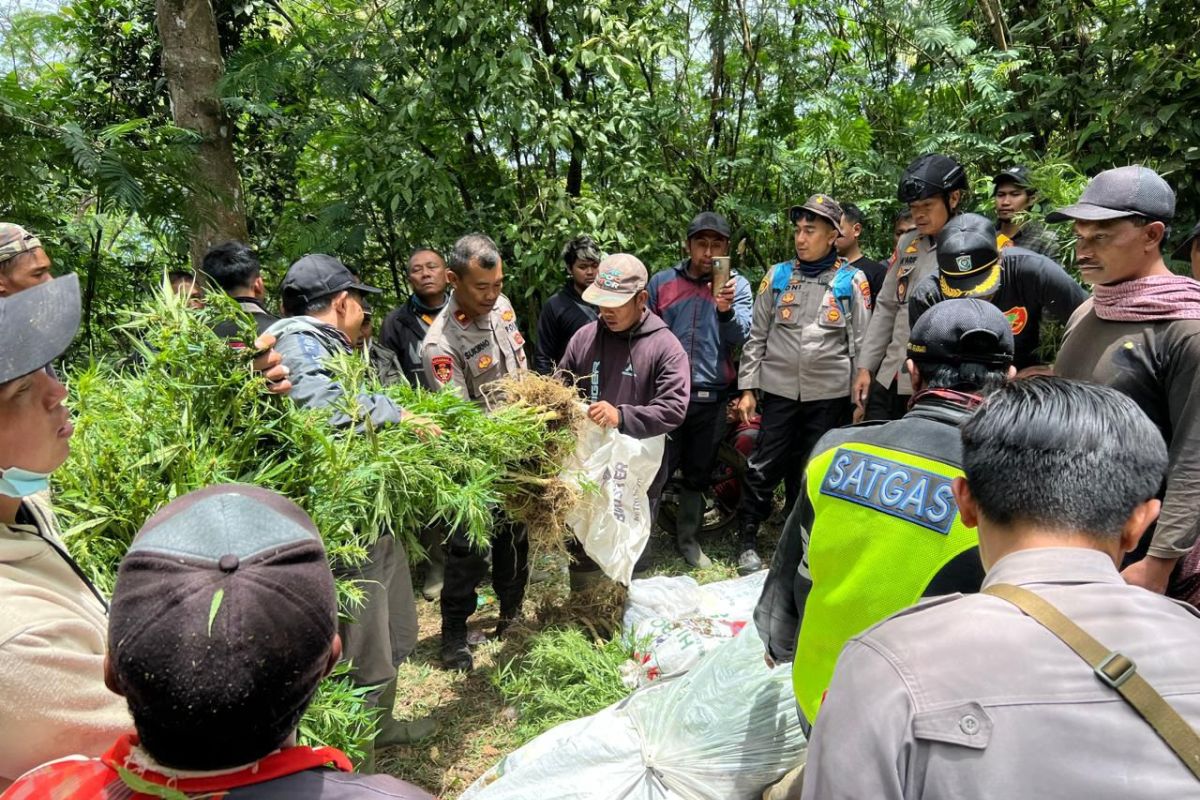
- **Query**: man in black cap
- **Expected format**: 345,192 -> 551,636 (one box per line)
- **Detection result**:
908,213 -> 1086,369
755,298 -> 1016,732
1173,221 -> 1200,280
854,154 -> 967,422
993,166 -> 1059,258
646,211 -> 753,567
734,195 -> 870,574
202,241 -> 279,346
1051,165 -> 1200,597
5,484 -> 435,798
267,254 -> 438,755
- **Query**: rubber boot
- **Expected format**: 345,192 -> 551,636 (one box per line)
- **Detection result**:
440,628 -> 473,671
675,488 -> 712,569
374,678 -> 438,747
737,522 -> 763,576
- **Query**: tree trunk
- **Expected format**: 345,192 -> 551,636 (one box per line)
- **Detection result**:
156,0 -> 248,269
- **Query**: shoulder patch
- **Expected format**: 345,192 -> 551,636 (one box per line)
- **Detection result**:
430,355 -> 453,384
819,447 -> 958,533
501,309 -> 514,322
758,274 -> 770,295
1004,306 -> 1029,335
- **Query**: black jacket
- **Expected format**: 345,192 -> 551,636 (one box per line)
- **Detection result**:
212,296 -> 279,347
534,282 -> 598,374
908,246 -> 1087,368
379,295 -> 446,385
1005,220 -> 1060,259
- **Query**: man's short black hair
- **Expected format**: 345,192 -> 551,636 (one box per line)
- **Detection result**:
960,377 -> 1167,538
202,241 -> 261,294
792,209 -> 837,231
561,235 -> 601,268
895,209 -> 914,224
841,203 -> 866,227
408,245 -> 443,264
448,233 -> 500,278
918,361 -> 1009,395
283,293 -> 334,318
168,270 -> 195,287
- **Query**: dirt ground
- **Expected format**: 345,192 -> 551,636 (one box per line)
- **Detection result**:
377,518 -> 783,798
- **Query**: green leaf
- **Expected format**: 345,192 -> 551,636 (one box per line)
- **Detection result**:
208,587 -> 225,636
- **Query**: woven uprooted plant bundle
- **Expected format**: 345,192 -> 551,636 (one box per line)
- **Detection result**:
52,287 -> 589,759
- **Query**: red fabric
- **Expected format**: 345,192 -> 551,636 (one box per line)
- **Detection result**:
1092,275 -> 1200,322
1,735 -> 352,800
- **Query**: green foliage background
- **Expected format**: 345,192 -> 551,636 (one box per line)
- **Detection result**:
2,0 -> 1198,344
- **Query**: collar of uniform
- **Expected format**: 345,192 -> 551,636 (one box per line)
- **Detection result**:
982,547 -> 1124,590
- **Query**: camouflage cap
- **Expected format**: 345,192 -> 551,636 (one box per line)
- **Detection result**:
0,224 -> 42,266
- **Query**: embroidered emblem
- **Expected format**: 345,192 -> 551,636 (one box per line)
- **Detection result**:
955,255 -> 973,273
431,355 -> 453,384
477,354 -> 494,370
858,279 -> 871,302
502,309 -> 514,322
826,307 -> 841,323
1004,306 -> 1029,335
897,274 -> 910,303
453,310 -> 470,326
780,307 -> 793,320
781,291 -> 795,304
514,332 -> 525,347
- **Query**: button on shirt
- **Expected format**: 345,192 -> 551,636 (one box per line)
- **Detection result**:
858,229 -> 938,395
738,261 -> 870,401
420,293 -> 528,403
801,547 -> 1200,800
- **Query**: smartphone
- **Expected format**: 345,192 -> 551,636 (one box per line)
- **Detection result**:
711,256 -> 731,297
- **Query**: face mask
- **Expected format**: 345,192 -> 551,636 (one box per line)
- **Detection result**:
0,466 -> 52,498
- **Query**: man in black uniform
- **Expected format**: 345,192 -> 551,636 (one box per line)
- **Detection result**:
909,213 -> 1086,369
379,247 -> 450,385
533,234 -> 600,374
993,166 -> 1059,258
836,202 -> 887,305
202,242 -> 278,345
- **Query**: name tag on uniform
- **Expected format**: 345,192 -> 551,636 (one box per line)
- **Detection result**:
819,448 -> 957,534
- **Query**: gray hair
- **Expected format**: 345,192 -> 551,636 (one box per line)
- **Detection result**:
448,233 -> 500,277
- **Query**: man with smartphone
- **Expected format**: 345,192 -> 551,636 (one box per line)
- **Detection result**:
647,211 -> 753,567
734,195 -> 870,574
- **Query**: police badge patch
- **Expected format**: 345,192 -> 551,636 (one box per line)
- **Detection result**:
477,354 -> 494,370
955,255 -> 973,273
431,355 -> 453,384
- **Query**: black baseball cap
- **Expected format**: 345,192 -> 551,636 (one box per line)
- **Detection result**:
687,211 -> 731,239
0,273 -> 80,384
1172,221 -> 1200,261
1047,165 -> 1175,223
280,254 -> 381,309
897,154 -> 968,203
907,298 -> 1014,368
993,166 -> 1034,192
788,194 -> 844,229
936,214 -> 1002,299
108,484 -> 337,769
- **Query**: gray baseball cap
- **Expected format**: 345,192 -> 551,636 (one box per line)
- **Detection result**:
583,254 -> 649,308
0,273 -> 80,384
1047,165 -> 1175,223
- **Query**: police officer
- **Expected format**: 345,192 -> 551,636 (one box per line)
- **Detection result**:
992,165 -> 1060,257
421,232 -> 530,671
802,379 -> 1200,800
853,154 -> 968,421
754,298 -> 1016,731
909,213 -> 1086,369
734,194 -> 869,575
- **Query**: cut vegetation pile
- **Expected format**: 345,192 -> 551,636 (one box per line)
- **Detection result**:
52,288 -> 588,760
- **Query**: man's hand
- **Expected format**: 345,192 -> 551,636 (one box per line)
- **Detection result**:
252,334 -> 292,395
715,281 -> 736,313
764,653 -> 777,669
1121,555 -> 1178,594
587,401 -> 620,428
852,368 -> 872,411
400,411 -> 443,440
735,390 -> 757,425
852,404 -> 866,423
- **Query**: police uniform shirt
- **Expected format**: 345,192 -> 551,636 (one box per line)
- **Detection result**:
738,260 -> 871,401
801,547 -> 1200,800
858,229 -> 938,395
420,292 -> 528,403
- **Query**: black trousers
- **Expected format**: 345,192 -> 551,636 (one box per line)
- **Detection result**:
664,398 -> 729,491
440,518 -> 529,635
738,393 -> 851,528
866,378 -> 909,422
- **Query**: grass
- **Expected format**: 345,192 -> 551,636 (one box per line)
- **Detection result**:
376,516 -> 781,798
